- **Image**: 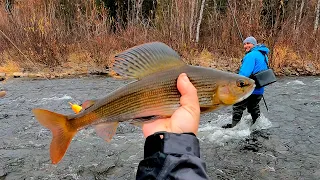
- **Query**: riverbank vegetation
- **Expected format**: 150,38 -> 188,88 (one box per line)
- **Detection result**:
0,0 -> 319,77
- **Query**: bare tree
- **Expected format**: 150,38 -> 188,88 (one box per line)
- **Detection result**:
136,0 -> 144,23
293,0 -> 305,39
298,0 -> 305,26
293,0 -> 299,30
189,0 -> 196,41
249,0 -> 254,27
196,0 -> 206,43
314,0 -> 320,34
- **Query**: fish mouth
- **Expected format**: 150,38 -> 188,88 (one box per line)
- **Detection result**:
235,84 -> 256,103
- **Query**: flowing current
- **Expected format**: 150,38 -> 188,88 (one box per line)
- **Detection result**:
0,76 -> 319,179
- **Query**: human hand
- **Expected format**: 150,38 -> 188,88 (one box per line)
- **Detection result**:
142,73 -> 200,137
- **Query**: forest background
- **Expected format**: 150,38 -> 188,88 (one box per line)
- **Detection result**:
0,0 -> 319,78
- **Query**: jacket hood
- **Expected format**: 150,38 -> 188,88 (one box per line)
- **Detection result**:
251,44 -> 269,55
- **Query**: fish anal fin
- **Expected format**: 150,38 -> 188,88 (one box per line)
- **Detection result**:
112,42 -> 186,79
94,122 -> 119,142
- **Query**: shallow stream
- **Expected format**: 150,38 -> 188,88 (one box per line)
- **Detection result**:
0,76 -> 319,179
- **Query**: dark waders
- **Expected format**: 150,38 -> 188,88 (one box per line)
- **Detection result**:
231,94 -> 263,127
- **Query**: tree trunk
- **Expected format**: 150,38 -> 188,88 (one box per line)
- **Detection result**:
314,0 -> 320,34
293,0 -> 298,30
297,0 -> 305,27
249,0 -> 253,27
136,0 -> 144,23
189,0 -> 196,41
195,0 -> 206,43
294,0 -> 305,40
213,0 -> 217,18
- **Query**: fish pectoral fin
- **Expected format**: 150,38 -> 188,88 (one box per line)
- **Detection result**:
199,93 -> 223,113
111,42 -> 186,79
94,122 -> 119,142
82,100 -> 96,110
199,95 -> 221,113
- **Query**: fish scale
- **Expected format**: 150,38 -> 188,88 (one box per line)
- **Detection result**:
100,83 -> 180,120
84,68 -> 223,125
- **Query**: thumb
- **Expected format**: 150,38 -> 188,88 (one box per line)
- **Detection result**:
177,73 -> 200,121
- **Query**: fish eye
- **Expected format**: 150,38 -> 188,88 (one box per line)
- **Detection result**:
236,79 -> 248,87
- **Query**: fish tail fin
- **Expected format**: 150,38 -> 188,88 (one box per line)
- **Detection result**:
32,108 -> 77,164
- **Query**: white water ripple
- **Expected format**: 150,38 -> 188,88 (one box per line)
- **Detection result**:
198,114 -> 272,145
42,94 -> 72,101
286,80 -> 305,85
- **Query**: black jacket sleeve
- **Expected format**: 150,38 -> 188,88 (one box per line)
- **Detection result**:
136,132 -> 209,180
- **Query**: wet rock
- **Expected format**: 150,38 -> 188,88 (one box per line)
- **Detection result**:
305,63 -> 316,73
0,114 -> 10,119
297,68 -> 303,72
283,67 -> 292,76
241,143 -> 259,152
0,168 -> 7,179
13,72 -> 23,78
117,123 -> 140,134
88,67 -> 109,75
0,72 -> 5,81
239,131 -> 270,152
0,91 -> 6,98
21,72 -> 29,77
25,73 -> 38,78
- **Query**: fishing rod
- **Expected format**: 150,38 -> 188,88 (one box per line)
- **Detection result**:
0,28 -> 52,84
226,0 -> 269,112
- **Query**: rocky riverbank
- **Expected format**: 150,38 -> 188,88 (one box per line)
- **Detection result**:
0,61 -> 319,82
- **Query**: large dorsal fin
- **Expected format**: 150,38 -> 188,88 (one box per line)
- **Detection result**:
112,42 -> 185,79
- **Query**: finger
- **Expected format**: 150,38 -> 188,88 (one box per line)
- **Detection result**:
177,73 -> 200,121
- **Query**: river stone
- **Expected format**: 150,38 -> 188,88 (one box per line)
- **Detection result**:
13,72 -> 24,78
0,91 -> 6,97
0,72 -> 5,81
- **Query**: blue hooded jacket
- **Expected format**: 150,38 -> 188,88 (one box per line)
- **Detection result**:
239,44 -> 270,95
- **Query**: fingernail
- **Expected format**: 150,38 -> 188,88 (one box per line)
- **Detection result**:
181,73 -> 188,82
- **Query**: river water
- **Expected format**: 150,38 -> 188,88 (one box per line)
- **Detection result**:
0,76 -> 319,179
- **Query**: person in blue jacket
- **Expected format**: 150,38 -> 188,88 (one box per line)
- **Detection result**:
223,36 -> 270,128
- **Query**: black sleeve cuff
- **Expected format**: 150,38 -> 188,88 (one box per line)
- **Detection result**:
144,131 -> 200,158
